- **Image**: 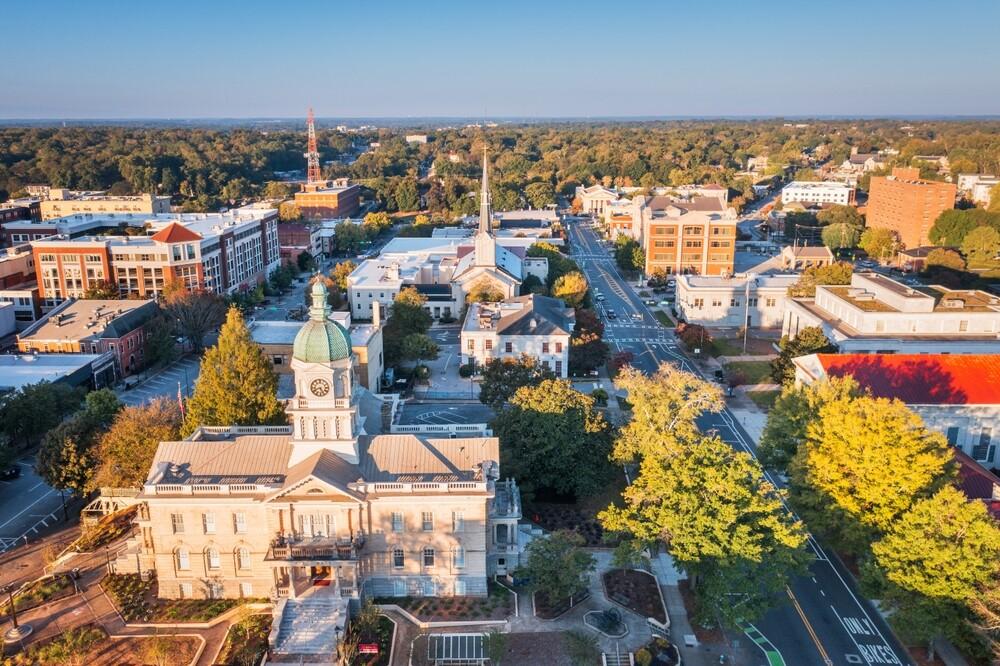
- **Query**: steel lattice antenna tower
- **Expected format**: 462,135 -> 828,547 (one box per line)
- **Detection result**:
305,107 -> 321,184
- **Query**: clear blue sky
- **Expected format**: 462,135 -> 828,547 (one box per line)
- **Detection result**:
4,0 -> 999,119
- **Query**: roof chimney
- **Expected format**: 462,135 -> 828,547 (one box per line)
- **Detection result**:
529,317 -> 537,330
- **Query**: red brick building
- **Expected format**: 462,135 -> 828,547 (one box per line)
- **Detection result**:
294,179 -> 361,220
867,167 -> 957,249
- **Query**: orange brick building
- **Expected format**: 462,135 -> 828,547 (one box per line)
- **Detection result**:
867,167 -> 956,249
294,178 -> 361,220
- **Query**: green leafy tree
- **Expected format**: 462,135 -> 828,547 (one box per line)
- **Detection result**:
493,379 -> 612,498
789,394 -> 953,554
929,208 -> 1000,247
866,487 -> 1000,658
551,271 -> 588,308
961,225 -> 1000,264
383,287 -> 432,367
770,326 -> 836,385
162,284 -> 227,352
816,204 -> 863,229
601,436 -> 808,627
525,181 -> 555,209
613,235 -> 643,272
758,377 -> 860,471
990,182 -> 1000,213
478,355 -> 556,410
82,280 -> 120,299
923,247 -> 966,271
36,413 -> 99,496
296,250 -> 316,272
400,333 -> 439,365
0,381 -> 83,450
568,308 -> 609,376
788,261 -> 853,297
610,365 -> 723,462
334,220 -> 368,254
394,177 -> 420,211
82,389 -> 123,428
520,273 -> 545,294
143,313 -> 179,369
527,241 -> 579,287
821,223 -> 861,250
181,307 -> 286,436
519,530 -> 596,602
264,181 -> 293,200
90,398 -> 182,490
859,227 -> 899,262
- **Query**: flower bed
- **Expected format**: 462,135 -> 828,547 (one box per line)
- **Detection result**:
351,615 -> 394,666
534,588 -> 590,620
214,613 -> 272,665
7,624 -> 107,664
102,573 -> 247,623
603,568 -> 667,624
376,580 -> 512,621
2,574 -> 76,617
73,506 -> 137,553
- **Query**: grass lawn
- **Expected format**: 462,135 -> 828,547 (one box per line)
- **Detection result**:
653,310 -> 675,328
708,338 -> 743,357
724,360 -> 774,385
747,390 -> 780,411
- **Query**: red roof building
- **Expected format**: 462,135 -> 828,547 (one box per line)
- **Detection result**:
794,353 -> 1000,468
954,447 -> 1000,521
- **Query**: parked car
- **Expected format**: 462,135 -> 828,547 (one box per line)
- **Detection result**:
632,313 -> 642,320
606,310 -> 618,320
596,294 -> 606,301
0,467 -> 21,481
658,299 -> 672,306
644,299 -> 657,306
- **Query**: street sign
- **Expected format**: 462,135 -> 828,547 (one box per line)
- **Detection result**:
359,643 -> 379,654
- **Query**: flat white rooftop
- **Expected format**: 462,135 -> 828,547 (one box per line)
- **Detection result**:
0,353 -> 106,391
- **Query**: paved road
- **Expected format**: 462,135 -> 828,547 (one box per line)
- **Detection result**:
568,220 -> 911,666
118,355 -> 202,407
0,458 -> 72,554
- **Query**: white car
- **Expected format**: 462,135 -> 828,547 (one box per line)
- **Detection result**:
596,294 -> 606,302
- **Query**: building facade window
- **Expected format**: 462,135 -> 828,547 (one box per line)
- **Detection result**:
392,548 -> 404,568
203,512 -> 216,534
393,579 -> 406,596
423,548 -> 435,568
171,513 -> 184,534
237,547 -> 251,571
452,512 -> 464,532
453,546 -> 465,569
946,427 -> 960,446
176,548 -> 190,571
206,548 -> 221,571
455,579 -> 467,595
392,513 -> 404,532
234,512 -> 247,534
422,512 -> 434,531
542,342 -> 550,353
239,582 -> 253,598
504,342 -> 512,353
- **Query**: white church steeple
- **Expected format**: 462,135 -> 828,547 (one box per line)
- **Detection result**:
474,150 -> 497,268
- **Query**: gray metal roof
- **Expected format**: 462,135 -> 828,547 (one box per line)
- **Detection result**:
359,435 -> 499,483
496,294 -> 574,336
147,435 -> 293,485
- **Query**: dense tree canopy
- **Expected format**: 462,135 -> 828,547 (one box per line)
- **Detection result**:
770,326 -> 836,385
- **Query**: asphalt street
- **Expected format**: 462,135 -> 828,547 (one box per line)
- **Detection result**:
0,457 -> 72,554
568,218 -> 911,666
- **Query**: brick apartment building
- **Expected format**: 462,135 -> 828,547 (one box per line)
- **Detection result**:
30,208 -> 280,307
294,179 -> 361,220
867,167 -> 957,250
17,298 -> 159,377
0,199 -> 41,246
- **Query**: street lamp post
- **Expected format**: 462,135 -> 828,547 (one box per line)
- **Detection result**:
1,583 -> 33,643
59,489 -> 68,522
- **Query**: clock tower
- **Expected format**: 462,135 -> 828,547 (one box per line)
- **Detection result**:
287,279 -> 360,465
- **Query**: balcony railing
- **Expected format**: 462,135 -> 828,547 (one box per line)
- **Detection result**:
266,534 -> 365,562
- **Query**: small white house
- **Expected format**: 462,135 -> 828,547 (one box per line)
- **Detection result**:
462,295 -> 574,377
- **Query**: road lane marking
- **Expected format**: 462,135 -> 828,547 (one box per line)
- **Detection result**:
787,587 -> 833,666
0,488 -> 57,530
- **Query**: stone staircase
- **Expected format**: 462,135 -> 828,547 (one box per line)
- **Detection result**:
271,593 -> 348,657
602,651 -> 634,666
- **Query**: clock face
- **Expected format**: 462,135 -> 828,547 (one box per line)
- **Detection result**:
310,378 -> 331,397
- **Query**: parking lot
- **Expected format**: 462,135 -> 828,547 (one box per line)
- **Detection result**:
396,402 -> 495,426
118,355 -> 201,407
0,458 -> 70,554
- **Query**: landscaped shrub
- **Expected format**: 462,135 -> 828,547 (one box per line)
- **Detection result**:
458,362 -> 475,378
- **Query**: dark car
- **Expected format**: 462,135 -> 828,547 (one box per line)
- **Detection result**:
0,467 -> 21,481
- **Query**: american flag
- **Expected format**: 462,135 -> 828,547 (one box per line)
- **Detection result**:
177,381 -> 186,416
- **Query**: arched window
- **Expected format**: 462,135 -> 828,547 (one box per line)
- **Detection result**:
236,546 -> 251,571
206,547 -> 220,570
176,547 -> 190,571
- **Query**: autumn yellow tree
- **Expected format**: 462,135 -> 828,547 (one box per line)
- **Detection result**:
181,307 -> 286,436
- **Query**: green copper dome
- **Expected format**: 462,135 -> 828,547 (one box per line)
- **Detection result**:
292,279 -> 352,363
